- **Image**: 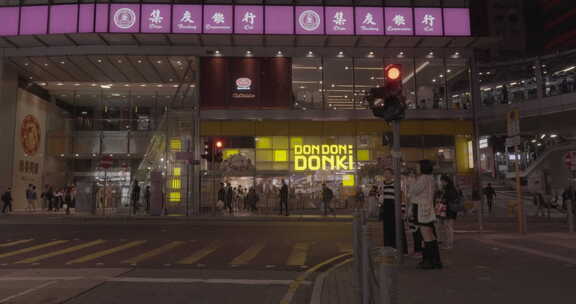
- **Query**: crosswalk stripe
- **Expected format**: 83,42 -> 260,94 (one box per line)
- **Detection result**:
0,239 -> 34,248
66,241 -> 146,264
286,242 -> 314,266
122,241 -> 186,264
337,242 -> 352,253
15,240 -> 106,264
230,242 -> 266,265
178,241 -> 222,265
0,240 -> 69,259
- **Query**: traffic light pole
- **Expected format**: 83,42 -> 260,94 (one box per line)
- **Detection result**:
392,120 -> 404,265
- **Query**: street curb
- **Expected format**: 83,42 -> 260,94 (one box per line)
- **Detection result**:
310,258 -> 354,304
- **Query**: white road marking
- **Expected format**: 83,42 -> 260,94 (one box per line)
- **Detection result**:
0,281 -> 57,303
476,238 -> 576,265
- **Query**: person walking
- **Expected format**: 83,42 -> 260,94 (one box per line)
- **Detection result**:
144,185 -> 151,213
2,188 -> 13,214
439,175 -> 461,250
483,183 -> 496,215
246,187 -> 259,212
380,168 -> 407,253
322,183 -> 336,216
279,180 -> 289,216
132,180 -> 141,215
409,160 -> 442,269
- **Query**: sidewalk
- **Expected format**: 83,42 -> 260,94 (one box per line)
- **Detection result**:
319,231 -> 576,304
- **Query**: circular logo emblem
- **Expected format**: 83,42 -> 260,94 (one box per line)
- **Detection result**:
114,8 -> 136,29
21,115 -> 41,156
299,10 -> 321,32
236,78 -> 252,90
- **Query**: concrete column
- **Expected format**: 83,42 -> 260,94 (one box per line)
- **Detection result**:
0,54 -> 19,191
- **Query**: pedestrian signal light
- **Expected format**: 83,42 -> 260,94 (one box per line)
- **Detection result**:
215,140 -> 223,149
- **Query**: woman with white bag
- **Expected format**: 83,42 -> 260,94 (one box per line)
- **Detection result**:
409,160 -> 442,269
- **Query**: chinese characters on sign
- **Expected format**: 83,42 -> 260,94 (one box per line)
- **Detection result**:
0,5 -> 471,37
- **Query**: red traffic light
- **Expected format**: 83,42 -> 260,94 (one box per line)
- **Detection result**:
215,140 -> 223,149
385,64 -> 402,81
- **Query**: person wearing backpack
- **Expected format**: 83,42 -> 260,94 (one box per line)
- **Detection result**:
322,183 -> 336,216
440,175 -> 462,250
2,188 -> 13,214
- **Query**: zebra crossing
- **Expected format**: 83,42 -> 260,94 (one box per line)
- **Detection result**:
0,238 -> 351,269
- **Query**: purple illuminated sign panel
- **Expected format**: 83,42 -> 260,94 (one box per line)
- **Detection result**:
50,5 -> 78,34
415,8 -> 443,36
265,6 -> 294,35
78,4 -> 95,33
141,5 -> 171,33
355,7 -> 384,35
204,5 -> 233,34
173,5 -> 201,34
443,8 -> 470,36
295,6 -> 324,35
0,7 -> 20,36
95,4 -> 109,33
0,5 -> 471,37
110,4 -> 140,33
385,7 -> 413,36
325,7 -> 354,35
235,6 -> 264,34
20,6 -> 48,35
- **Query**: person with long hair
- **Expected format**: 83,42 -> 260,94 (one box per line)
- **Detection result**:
440,175 -> 461,250
409,160 -> 442,269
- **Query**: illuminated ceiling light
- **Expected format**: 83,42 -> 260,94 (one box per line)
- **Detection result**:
345,66 -> 349,70
245,50 -> 253,57
157,60 -> 162,64
276,51 -> 284,57
43,63 -> 48,67
306,51 -> 314,58
447,69 -> 452,73
397,51 -> 405,58
74,83 -> 80,86
214,50 -> 222,57
91,83 -> 97,87
60,154 -> 65,157
540,134 -> 546,139
367,51 -> 375,58
39,82 -> 47,86
168,78 -> 173,82
439,74 -> 444,78
176,60 -> 182,65
452,51 -> 460,58
97,59 -> 103,63
111,93 -> 120,97
173,84 -> 179,88
550,134 -> 558,138
92,153 -> 97,157
426,52 -> 434,58
137,59 -> 143,63
60,61 -> 65,64
124,84 -> 130,87
117,59 -> 123,63
75,154 -> 79,157
56,82 -> 64,86
157,84 -> 163,88
189,84 -> 196,88
24,62 -> 29,66
318,66 -> 323,70
432,79 -> 437,83
100,84 -> 112,89
140,84 -> 147,87
336,51 -> 345,58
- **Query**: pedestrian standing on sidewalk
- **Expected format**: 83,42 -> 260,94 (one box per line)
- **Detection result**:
131,180 -> 141,214
322,183 -> 336,216
246,187 -> 259,212
440,175 -> 461,250
144,185 -> 151,213
2,188 -> 13,214
483,183 -> 496,215
25,184 -> 35,213
30,186 -> 38,213
410,160 -> 442,269
404,170 -> 423,257
279,180 -> 289,216
225,183 -> 234,215
380,168 -> 407,253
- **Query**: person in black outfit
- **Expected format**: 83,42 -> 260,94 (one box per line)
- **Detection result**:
2,188 -> 13,214
132,180 -> 141,214
46,186 -> 54,211
225,183 -> 234,214
279,180 -> 289,216
217,183 -> 226,207
144,186 -> 151,212
483,183 -> 496,215
440,175 -> 460,250
322,183 -> 336,216
381,168 -> 407,253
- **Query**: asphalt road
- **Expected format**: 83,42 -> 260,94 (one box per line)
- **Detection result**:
0,218 -> 353,304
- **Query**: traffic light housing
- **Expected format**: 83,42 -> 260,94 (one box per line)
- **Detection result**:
365,64 -> 407,122
201,140 -> 213,161
214,139 -> 224,163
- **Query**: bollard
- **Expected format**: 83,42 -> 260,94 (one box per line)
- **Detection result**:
375,247 -> 399,304
361,225 -> 371,304
568,200 -> 574,233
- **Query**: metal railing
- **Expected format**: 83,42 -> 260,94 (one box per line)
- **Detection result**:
353,209 -> 399,304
